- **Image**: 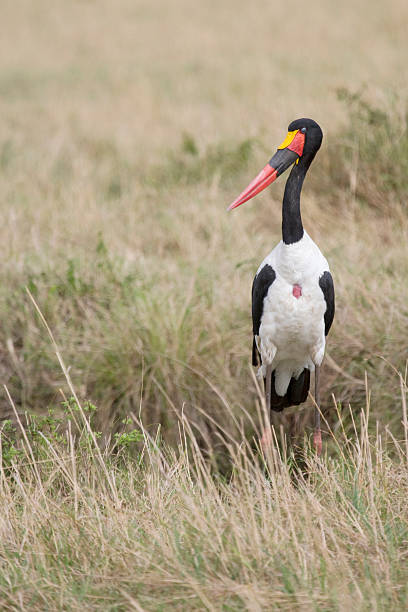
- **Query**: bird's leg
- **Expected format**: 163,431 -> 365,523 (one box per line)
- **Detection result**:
313,365 -> 322,456
290,412 -> 300,448
265,364 -> 272,410
260,365 -> 273,451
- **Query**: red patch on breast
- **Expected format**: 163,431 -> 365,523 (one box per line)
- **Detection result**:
292,284 -> 302,299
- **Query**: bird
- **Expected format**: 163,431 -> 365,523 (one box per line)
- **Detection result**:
228,118 -> 335,455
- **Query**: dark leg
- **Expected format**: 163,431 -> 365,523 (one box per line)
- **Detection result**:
313,365 -> 322,455
290,412 -> 300,447
265,364 -> 272,411
261,365 -> 273,451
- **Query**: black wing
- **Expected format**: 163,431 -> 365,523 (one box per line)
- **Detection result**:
251,264 -> 276,365
319,271 -> 335,336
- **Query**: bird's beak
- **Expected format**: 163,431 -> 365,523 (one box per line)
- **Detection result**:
227,129 -> 305,210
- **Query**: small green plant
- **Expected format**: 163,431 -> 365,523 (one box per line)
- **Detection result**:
61,396 -> 97,415
0,399 -> 145,475
0,398 -> 104,469
114,417 -> 143,450
114,430 -> 142,447
0,419 -> 22,467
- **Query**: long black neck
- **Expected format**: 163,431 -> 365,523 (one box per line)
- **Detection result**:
282,152 -> 315,245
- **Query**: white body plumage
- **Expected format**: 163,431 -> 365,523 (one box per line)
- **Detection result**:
255,231 -> 330,397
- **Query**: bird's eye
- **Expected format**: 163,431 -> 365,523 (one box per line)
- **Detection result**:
301,127 -> 307,133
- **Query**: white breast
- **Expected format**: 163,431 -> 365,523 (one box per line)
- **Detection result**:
256,232 -> 330,396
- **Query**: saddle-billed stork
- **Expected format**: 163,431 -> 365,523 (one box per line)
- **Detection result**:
228,118 -> 335,455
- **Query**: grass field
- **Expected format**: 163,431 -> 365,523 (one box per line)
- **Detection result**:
1,0 -> 408,609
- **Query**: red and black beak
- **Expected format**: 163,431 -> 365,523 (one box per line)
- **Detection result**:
227,129 -> 305,211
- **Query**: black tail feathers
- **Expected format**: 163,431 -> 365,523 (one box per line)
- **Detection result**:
266,368 -> 310,412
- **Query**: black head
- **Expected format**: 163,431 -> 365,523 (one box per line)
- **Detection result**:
287,118 -> 323,155
227,118 -> 323,210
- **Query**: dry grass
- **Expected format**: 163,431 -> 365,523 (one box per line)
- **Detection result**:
1,367 -> 408,610
1,0 -> 408,609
